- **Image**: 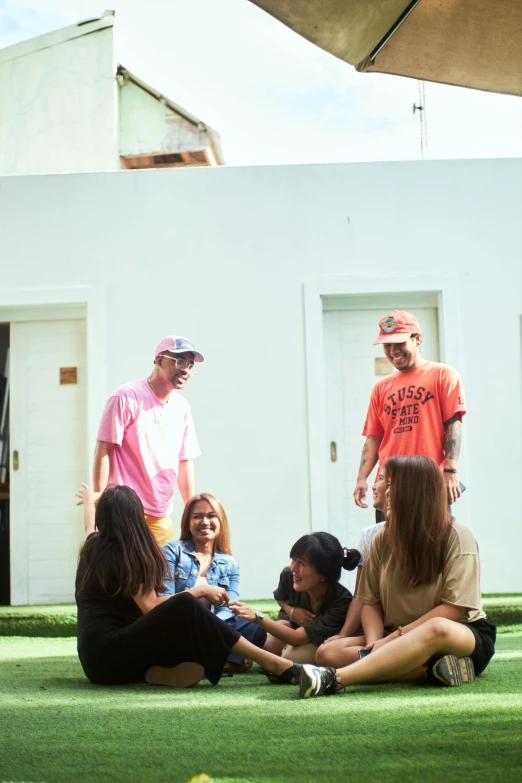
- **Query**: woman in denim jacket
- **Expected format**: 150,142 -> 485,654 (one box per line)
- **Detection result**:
162,493 -> 266,672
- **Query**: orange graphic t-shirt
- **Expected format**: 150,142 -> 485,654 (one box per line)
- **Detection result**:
362,361 -> 466,474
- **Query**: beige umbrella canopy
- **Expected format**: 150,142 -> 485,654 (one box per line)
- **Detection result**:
248,0 -> 522,96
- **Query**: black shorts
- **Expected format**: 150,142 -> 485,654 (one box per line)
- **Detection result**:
467,618 -> 496,676
426,618 -> 496,681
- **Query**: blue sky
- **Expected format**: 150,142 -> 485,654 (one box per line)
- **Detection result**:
1,0 -> 521,166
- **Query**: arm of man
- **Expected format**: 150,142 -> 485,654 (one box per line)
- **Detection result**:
354,435 -> 382,508
177,459 -> 195,504
443,412 -> 463,503
93,440 -> 114,494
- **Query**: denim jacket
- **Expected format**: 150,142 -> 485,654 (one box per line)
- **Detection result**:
161,539 -> 240,622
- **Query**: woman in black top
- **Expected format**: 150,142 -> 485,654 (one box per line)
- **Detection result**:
75,485 -> 299,687
230,532 -> 353,664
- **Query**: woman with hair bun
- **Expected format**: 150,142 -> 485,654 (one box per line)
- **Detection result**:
230,532 -> 353,665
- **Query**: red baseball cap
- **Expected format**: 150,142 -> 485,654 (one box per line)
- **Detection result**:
373,311 -> 421,345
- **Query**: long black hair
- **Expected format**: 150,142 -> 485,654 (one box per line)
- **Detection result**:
78,485 -> 167,598
290,532 -> 345,584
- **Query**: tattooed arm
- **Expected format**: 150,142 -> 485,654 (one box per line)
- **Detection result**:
353,435 -> 382,508
443,413 -> 463,503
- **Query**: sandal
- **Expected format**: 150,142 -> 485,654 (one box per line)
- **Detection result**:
223,658 -> 253,674
145,662 -> 204,688
264,663 -> 302,685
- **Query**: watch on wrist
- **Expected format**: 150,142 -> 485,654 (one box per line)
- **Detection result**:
254,610 -> 265,625
443,468 -> 458,473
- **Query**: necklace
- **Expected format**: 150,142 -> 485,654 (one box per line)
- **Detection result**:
147,375 -> 169,403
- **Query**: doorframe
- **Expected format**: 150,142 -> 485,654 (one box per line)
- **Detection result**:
0,285 -> 105,604
303,273 -> 465,531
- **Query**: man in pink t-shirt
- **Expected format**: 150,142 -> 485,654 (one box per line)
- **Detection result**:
91,335 -> 204,545
353,311 -> 466,510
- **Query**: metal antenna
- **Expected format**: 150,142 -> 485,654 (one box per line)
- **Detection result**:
413,81 -> 428,159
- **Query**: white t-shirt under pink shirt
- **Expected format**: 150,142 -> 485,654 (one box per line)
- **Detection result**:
97,378 -> 200,517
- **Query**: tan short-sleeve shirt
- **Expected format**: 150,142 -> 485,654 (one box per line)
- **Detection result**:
357,521 -> 486,631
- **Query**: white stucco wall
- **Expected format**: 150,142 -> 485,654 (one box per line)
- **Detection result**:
0,22 -> 118,175
1,159 -> 521,598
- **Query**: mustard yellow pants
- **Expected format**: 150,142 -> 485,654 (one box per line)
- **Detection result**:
144,514 -> 175,547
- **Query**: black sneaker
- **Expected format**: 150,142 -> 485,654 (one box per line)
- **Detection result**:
431,655 -> 475,687
299,664 -> 339,699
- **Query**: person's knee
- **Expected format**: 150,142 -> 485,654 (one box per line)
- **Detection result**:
282,643 -> 318,664
263,634 -> 285,654
422,617 -> 455,644
316,643 -> 334,666
317,641 -> 359,667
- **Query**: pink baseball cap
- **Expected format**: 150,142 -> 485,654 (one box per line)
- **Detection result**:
155,335 -> 205,362
373,311 -> 421,345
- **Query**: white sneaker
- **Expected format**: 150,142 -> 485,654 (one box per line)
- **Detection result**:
299,664 -> 339,699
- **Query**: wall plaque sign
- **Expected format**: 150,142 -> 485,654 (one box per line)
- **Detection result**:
375,358 -> 393,376
60,367 -> 78,384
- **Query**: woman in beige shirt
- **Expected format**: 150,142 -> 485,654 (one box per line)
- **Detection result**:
300,455 -> 496,698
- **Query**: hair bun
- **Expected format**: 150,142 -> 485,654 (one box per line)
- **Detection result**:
342,548 -> 361,571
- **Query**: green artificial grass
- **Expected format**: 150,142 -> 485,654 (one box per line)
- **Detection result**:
0,603 -> 78,638
1,595 -> 521,637
0,629 -> 521,783
478,595 -> 522,626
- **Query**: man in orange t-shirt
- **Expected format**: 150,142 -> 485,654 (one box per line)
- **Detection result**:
353,311 -> 466,510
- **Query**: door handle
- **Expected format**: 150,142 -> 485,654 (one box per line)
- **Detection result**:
13,450 -> 19,471
330,441 -> 337,462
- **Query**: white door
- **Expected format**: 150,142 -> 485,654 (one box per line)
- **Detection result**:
10,319 -> 87,604
323,298 -> 440,581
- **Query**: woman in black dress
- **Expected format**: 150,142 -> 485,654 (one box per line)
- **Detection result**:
75,485 -> 299,688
